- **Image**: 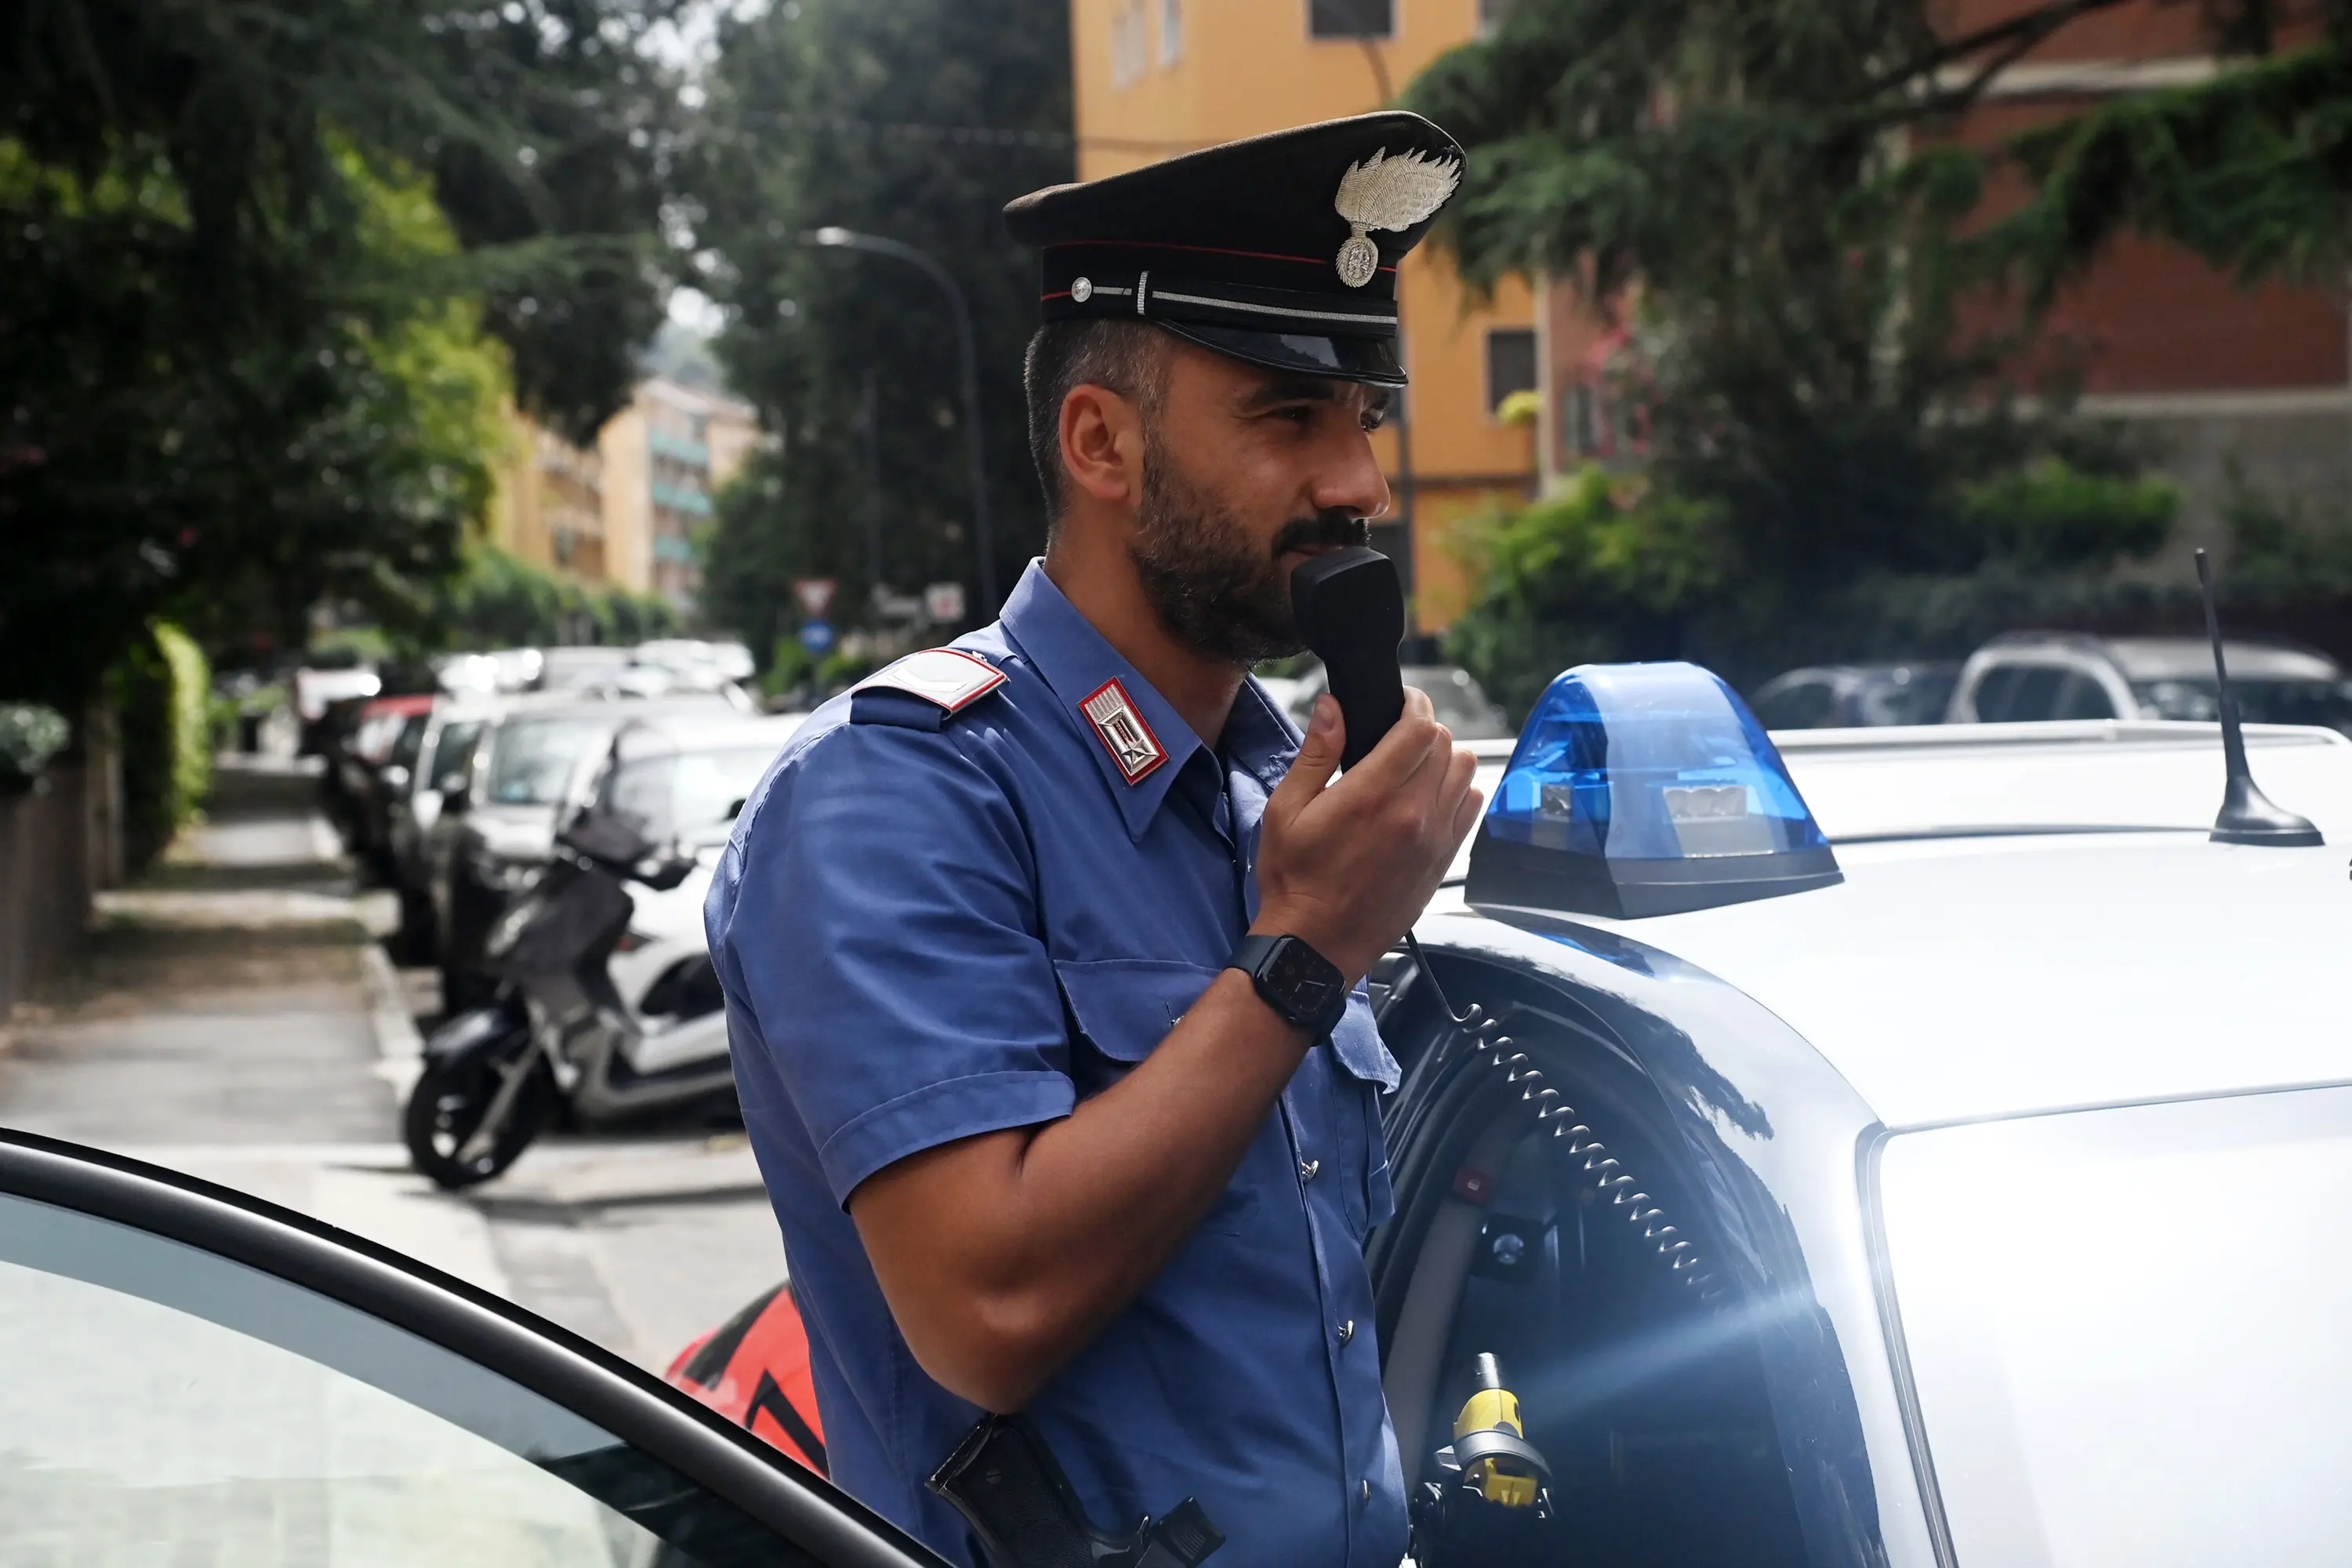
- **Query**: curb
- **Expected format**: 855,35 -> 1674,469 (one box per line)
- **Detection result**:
359,942 -> 426,1101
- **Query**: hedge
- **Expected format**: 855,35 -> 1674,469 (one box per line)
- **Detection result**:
114,619 -> 212,869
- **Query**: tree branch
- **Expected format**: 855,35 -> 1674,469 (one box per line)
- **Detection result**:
1868,0 -> 2143,101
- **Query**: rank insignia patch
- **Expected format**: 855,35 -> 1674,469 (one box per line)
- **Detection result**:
1081,680 -> 1167,784
851,648 -> 1007,713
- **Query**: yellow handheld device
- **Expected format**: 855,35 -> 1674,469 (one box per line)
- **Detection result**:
1451,1352 -> 1545,1508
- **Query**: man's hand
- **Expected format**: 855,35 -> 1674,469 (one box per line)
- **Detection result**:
1252,689 -> 1483,985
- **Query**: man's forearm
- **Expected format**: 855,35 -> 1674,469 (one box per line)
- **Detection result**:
850,969 -> 1308,1410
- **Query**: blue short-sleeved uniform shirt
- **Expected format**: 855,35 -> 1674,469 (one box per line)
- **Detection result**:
706,561 -> 1406,1568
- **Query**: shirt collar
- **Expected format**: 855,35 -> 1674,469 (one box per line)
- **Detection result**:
996,561 -> 1297,840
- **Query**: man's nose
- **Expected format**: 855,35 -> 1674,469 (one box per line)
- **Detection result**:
1312,422 -> 1392,523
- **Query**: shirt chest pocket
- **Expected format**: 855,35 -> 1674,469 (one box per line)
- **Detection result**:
1051,957 -> 1262,1236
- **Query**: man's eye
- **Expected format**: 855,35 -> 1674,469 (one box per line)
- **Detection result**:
1359,408 -> 1388,433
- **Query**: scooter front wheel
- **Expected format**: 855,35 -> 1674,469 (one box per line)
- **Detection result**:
403,1034 -> 558,1189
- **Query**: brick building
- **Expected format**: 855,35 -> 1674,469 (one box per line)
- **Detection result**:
1543,2 -> 2350,570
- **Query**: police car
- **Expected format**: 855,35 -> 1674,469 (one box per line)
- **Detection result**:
2,662 -> 2342,1566
667,662 -> 2352,1566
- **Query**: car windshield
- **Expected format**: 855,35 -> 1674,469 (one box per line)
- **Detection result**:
427,720 -> 485,794
1856,669 -> 1958,726
484,717 -> 607,807
1403,666 -> 1514,739
601,744 -> 782,846
388,713 -> 426,771
2132,677 -> 2352,735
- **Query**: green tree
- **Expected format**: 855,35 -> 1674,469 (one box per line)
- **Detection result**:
1985,9 -> 2352,301
1,0 -> 686,706
1405,0 -> 2237,697
687,0 -> 1073,662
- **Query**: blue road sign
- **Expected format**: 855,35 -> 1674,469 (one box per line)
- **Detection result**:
798,619 -> 837,656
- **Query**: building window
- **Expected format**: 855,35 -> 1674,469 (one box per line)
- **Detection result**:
1112,0 -> 1149,88
1158,0 -> 1183,64
1485,328 -> 1537,417
1476,0 -> 1514,35
1308,0 -> 1394,41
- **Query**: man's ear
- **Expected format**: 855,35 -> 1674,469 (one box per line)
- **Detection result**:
1058,383 -> 1144,509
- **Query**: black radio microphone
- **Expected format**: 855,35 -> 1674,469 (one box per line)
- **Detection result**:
1289,546 -> 1406,770
1286,543 -> 1489,1032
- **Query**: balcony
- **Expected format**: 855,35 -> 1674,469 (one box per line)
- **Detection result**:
649,429 -> 710,467
650,480 -> 713,517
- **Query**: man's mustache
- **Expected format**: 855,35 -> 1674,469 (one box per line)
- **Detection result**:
1270,510 -> 1370,559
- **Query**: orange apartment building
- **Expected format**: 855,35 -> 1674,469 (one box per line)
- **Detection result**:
1071,0 -> 1539,630
490,378 -> 761,613
1544,2 -> 2352,569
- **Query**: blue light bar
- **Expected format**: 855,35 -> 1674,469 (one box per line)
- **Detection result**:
1465,662 -> 1841,920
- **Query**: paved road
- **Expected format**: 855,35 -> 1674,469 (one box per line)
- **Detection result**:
0,756 -> 784,1374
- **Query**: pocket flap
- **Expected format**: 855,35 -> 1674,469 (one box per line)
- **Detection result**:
1329,993 -> 1399,1090
1052,957 -> 1219,1064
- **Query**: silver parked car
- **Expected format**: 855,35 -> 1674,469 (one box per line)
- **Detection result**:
1947,630 -> 2352,735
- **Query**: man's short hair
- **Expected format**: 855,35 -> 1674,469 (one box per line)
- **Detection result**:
1022,319 -> 1171,521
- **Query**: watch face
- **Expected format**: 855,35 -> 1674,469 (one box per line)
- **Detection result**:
1269,938 -> 1340,1015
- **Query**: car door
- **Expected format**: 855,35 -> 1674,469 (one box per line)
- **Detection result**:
0,1127 -> 935,1568
1365,946 -> 1886,1568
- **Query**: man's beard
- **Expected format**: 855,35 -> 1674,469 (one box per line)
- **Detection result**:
1128,445 -> 1369,666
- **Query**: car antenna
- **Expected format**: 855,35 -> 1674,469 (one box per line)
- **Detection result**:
2195,547 -> 2322,847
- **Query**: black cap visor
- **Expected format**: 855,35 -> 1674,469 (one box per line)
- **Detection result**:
1156,321 -> 1407,388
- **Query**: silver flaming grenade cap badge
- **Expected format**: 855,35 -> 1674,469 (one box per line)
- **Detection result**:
1330,147 -> 1461,288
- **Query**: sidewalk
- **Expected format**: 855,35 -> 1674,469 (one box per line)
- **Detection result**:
0,755 -> 782,1370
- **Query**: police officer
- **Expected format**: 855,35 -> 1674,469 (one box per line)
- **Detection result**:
708,111 -> 1479,1568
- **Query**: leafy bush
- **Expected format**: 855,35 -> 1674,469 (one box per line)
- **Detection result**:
1447,461 -> 2188,717
0,706 -> 71,789
1443,466 -> 1733,716
113,620 -> 212,868
1955,459 -> 2178,568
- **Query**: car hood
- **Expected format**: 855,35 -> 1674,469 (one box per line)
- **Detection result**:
1440,722 -> 2352,1128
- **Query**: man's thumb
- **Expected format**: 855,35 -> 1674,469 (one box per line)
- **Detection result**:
1276,695 -> 1344,806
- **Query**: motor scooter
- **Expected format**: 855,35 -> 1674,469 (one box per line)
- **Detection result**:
402,805 -> 735,1189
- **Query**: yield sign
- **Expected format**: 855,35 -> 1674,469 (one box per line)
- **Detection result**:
792,578 -> 837,619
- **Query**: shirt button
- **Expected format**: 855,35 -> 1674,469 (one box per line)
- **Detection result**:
1338,1319 -> 1356,1345
1360,1479 -> 1372,1503
1299,1158 -> 1321,1183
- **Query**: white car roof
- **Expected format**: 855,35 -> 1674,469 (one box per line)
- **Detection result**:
1441,720 -> 2352,1130
2028,635 -> 2342,683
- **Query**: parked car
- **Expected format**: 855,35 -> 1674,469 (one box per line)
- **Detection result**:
428,694 -> 742,1009
330,693 -> 436,877
670,662 -> 2352,1566
0,1127 -> 932,1566
386,695 -> 511,964
292,662 -> 381,754
1946,631 -> 2352,734
1748,662 -> 1958,729
1283,659 -> 1515,739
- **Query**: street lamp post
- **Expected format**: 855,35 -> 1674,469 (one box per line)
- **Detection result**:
803,226 -> 997,615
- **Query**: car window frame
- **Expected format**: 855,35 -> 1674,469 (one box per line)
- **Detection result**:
0,1127 -> 936,1568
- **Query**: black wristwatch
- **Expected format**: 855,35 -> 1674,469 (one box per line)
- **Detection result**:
1229,933 -> 1349,1038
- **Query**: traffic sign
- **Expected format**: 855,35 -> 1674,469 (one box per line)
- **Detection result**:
798,619 -> 837,655
793,578 -> 838,619
924,581 -> 967,623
